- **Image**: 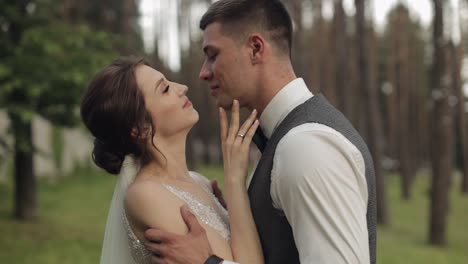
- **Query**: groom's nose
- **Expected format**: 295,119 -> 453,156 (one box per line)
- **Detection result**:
199,62 -> 212,81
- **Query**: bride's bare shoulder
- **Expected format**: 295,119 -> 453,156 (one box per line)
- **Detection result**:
125,176 -> 166,204
124,176 -> 188,235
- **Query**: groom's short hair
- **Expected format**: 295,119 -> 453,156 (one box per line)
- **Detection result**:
200,0 -> 293,57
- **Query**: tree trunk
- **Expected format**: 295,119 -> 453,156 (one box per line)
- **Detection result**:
456,0 -> 468,195
453,45 -> 468,194
369,28 -> 389,225
385,48 -> 399,161
429,0 -> 453,246
333,0 -> 350,114
7,0 -> 38,221
385,5 -> 416,199
9,113 -> 38,220
355,0 -> 388,227
407,32 -> 425,173
395,6 -> 414,199
288,0 -> 304,84
309,0 -> 323,95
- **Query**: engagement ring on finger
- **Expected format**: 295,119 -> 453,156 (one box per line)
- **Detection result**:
237,134 -> 245,138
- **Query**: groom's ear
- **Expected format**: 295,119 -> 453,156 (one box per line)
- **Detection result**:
248,34 -> 265,64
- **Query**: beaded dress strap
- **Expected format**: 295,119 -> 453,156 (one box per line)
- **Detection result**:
161,183 -> 230,240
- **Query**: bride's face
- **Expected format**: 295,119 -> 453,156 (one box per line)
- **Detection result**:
135,65 -> 199,139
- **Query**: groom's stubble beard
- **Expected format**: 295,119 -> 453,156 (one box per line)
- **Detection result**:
217,96 -> 234,110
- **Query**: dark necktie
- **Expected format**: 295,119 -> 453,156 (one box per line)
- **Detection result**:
252,127 -> 268,153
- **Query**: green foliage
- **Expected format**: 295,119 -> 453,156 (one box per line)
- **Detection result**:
0,0 -> 116,168
0,0 -> 116,127
1,24 -> 115,126
0,0 -> 140,220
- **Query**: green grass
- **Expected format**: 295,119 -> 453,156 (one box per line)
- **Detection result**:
377,173 -> 468,264
0,166 -> 467,263
0,168 -> 115,263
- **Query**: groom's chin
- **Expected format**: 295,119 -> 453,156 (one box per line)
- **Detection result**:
216,98 -> 234,109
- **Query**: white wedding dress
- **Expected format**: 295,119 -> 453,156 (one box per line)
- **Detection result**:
99,157 -> 230,264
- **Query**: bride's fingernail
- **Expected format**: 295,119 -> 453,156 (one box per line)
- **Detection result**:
252,109 -> 257,115
234,99 -> 238,106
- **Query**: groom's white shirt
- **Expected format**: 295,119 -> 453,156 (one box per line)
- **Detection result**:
246,78 -> 370,263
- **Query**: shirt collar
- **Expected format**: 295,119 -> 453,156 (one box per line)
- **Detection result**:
259,78 -> 313,139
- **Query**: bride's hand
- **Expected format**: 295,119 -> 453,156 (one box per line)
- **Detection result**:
219,99 -> 259,185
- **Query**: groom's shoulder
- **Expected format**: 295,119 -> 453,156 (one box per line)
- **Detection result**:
275,124 -> 352,167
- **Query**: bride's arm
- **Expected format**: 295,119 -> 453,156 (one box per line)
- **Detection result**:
219,100 -> 264,264
224,178 -> 263,264
125,182 -> 228,262
126,177 -> 237,263
125,182 -> 190,236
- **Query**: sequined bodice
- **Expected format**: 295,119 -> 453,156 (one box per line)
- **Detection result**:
123,172 -> 230,264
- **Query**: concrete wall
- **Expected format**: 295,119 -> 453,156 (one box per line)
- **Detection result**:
0,111 -> 93,181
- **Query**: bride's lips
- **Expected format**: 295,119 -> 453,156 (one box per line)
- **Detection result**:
210,85 -> 220,96
183,98 -> 192,108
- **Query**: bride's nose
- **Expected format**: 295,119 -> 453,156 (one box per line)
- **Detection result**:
178,84 -> 188,96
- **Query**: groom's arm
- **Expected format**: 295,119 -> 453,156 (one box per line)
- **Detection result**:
145,206 -> 239,264
271,129 -> 370,263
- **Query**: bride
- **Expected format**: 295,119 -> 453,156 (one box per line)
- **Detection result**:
80,57 -> 263,264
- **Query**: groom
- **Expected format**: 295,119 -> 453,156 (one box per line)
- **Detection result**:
145,0 -> 376,263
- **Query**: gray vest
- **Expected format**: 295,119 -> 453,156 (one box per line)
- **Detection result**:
248,94 -> 376,264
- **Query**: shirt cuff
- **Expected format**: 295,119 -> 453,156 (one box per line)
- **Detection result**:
222,261 -> 239,264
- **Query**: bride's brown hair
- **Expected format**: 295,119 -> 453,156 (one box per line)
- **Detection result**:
81,57 -> 158,174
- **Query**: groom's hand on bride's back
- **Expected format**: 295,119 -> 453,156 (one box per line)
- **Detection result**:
144,205 -> 213,264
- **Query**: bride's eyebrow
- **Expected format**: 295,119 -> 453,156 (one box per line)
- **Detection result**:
154,77 -> 164,93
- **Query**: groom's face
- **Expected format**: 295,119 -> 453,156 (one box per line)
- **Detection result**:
199,22 -> 253,108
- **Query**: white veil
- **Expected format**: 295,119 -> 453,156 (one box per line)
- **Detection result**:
100,156 -> 139,264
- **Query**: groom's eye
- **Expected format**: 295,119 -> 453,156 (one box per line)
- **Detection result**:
163,85 -> 170,93
208,53 -> 217,61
